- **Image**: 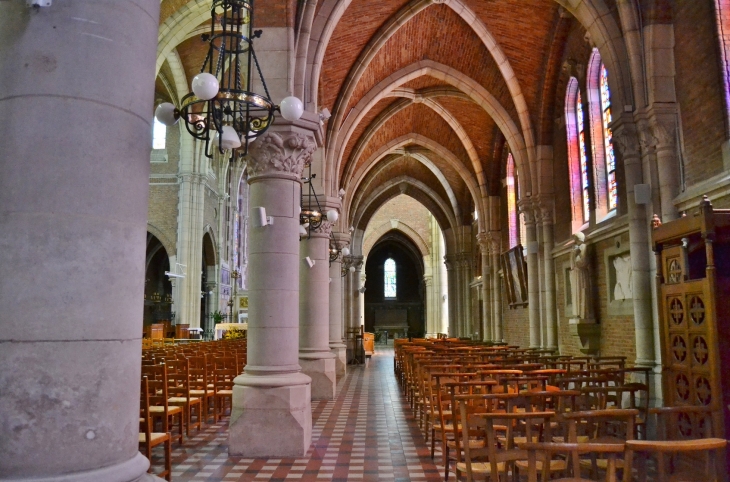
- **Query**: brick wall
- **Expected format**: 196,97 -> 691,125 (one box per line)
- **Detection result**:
147,185 -> 179,254
502,282 -> 530,348
672,0 -> 727,186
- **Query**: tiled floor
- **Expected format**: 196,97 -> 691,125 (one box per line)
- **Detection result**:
155,347 -> 442,481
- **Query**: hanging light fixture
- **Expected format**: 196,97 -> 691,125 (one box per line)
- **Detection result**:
300,164 -> 339,238
154,0 -> 304,159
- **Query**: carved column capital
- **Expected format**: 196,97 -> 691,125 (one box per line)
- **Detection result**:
613,123 -> 641,159
310,220 -> 333,237
247,132 -> 316,179
476,233 -> 492,252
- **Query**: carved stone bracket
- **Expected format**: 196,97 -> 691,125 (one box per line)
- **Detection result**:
247,132 -> 316,179
310,220 -> 333,237
613,123 -> 641,159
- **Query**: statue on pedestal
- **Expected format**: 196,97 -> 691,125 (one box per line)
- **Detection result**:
570,232 -> 594,321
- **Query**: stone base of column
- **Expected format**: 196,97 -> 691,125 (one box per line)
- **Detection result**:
0,453 -> 160,482
329,343 -> 347,378
228,372 -> 312,458
299,353 -> 336,400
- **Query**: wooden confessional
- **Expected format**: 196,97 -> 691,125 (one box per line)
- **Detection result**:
653,197 -> 730,454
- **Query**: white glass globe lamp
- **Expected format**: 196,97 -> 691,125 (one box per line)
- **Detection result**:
191,73 -> 219,101
218,126 -> 241,150
279,96 -> 304,121
326,209 -> 339,223
155,103 -> 179,126
341,247 -> 350,257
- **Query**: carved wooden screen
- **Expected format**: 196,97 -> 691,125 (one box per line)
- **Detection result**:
653,198 -> 730,444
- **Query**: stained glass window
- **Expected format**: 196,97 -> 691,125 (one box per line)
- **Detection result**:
384,258 -> 396,298
600,64 -> 617,210
152,118 -> 166,149
506,154 -> 518,248
576,91 -> 590,222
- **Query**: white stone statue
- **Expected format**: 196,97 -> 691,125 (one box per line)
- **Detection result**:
570,232 -> 593,320
613,254 -> 633,301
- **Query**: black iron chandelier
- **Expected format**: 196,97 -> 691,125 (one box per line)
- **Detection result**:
154,0 -> 303,158
299,164 -> 339,238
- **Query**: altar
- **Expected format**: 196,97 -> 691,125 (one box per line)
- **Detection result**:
214,322 -> 248,340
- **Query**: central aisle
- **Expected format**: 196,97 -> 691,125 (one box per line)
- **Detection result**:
167,346 -> 442,481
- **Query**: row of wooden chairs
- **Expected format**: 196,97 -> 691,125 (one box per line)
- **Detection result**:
139,339 -> 246,479
394,339 -> 726,481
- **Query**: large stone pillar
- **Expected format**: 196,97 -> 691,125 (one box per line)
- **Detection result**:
491,241 -> 504,342
460,254 -> 473,337
535,212 -> 547,348
352,257 -> 364,333
540,204 -> 558,351
477,234 -> 493,342
229,126 -> 316,457
0,1 -> 160,480
329,233 -> 349,378
444,255 -> 458,337
299,223 -> 336,400
614,121 -> 656,368
521,200 -> 541,348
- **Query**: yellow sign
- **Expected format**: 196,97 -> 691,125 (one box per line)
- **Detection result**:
239,296 -> 248,309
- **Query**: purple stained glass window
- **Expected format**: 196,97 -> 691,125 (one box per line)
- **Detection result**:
576,92 -> 590,222
506,154 -> 518,248
600,64 -> 617,210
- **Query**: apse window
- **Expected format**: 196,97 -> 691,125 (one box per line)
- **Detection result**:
384,258 -> 397,299
152,117 -> 166,150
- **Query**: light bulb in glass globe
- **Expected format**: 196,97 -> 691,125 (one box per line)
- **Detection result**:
349,266 -> 356,273
326,209 -> 339,223
155,103 -> 179,126
192,73 -> 219,100
279,96 -> 304,121
342,247 -> 350,256
299,225 -> 308,236
218,126 -> 241,150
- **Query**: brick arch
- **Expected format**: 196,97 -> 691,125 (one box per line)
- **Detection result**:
310,0 -> 536,170
330,61 -> 529,201
202,224 -> 218,266
352,176 -> 458,235
344,87 -> 485,200
156,0 -> 210,76
147,223 -> 176,258
363,222 -> 430,259
344,134 -> 480,233
553,0 -> 633,110
353,152 -> 462,225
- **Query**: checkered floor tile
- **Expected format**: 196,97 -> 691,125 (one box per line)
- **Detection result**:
151,347 -> 442,481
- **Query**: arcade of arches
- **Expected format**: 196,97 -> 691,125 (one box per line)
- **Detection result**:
3,0 -> 730,479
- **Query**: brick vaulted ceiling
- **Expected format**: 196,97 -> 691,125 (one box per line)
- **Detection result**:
155,0 -> 573,233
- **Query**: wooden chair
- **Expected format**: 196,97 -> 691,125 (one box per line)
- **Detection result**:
459,402 -> 556,482
140,377 -> 171,481
213,366 -> 237,421
625,438 -> 727,482
166,358 -> 202,436
142,363 -> 184,444
649,405 -> 716,440
188,355 -> 215,424
520,442 -> 625,482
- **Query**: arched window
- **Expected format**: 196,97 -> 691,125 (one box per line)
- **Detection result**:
152,117 -> 166,149
384,258 -> 396,299
600,64 -> 617,210
577,91 -> 591,220
506,153 -> 518,248
587,48 -> 617,216
565,77 -> 590,230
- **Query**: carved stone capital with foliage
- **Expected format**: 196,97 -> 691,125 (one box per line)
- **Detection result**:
247,132 -> 316,178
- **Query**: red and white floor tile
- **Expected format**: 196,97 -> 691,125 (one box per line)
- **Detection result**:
153,347 -> 442,481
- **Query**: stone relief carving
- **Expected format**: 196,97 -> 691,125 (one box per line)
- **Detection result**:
613,254 -> 633,301
246,132 -> 316,178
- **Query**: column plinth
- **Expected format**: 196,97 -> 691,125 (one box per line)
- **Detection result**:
229,125 -> 318,457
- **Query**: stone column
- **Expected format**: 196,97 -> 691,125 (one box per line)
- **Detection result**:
650,112 -> 680,223
535,212 -> 547,348
520,200 -> 541,348
423,274 -> 434,335
461,254 -> 473,337
0,1 -> 160,480
352,257 -> 364,333
229,128 -> 316,457
540,203 -> 558,351
444,256 -> 457,337
299,223 -> 336,400
614,121 -> 656,368
490,239 -> 504,342
176,167 -> 205,328
477,234 -> 493,343
329,234 -> 349,378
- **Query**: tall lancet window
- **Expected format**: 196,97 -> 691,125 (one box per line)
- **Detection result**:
152,117 -> 166,149
577,91 -> 591,221
600,64 -> 617,210
506,153 -> 518,248
384,258 -> 396,299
